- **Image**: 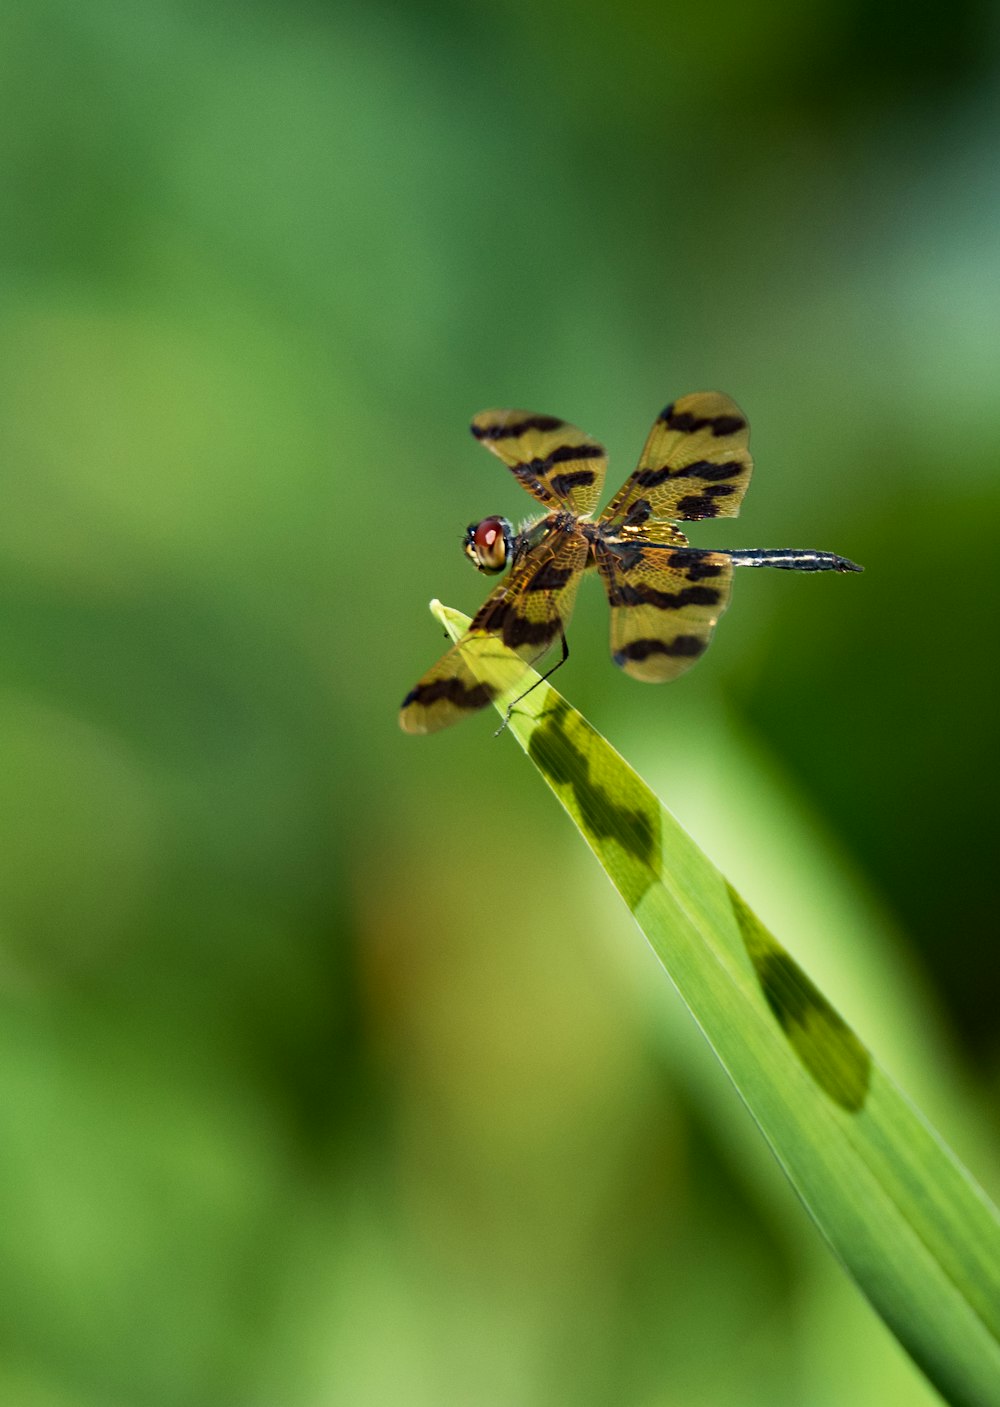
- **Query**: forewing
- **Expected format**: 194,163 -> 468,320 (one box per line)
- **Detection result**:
471,409 -> 606,515
596,541 -> 734,683
399,530 -> 587,734
600,392 -> 752,526
398,632 -> 536,734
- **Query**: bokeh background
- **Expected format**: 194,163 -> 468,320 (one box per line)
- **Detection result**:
1,1 -> 998,1403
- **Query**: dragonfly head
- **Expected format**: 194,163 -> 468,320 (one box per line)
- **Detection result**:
464,516 -> 513,574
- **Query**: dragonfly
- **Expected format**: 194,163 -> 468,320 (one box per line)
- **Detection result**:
399,393 -> 861,734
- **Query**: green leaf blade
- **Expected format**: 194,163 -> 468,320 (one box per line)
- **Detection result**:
430,600 -> 1000,1407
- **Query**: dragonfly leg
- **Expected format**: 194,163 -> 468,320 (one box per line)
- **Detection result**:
494,631 -> 570,737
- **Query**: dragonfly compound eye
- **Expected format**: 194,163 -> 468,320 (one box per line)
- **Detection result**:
466,516 -> 512,574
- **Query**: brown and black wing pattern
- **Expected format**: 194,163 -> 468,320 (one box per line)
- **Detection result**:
600,392 -> 752,527
399,530 -> 588,733
470,408 -> 607,516
595,541 -> 734,683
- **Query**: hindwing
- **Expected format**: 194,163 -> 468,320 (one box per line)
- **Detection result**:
601,392 -> 752,528
596,540 -> 734,683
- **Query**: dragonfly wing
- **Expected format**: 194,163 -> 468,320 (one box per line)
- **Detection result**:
399,530 -> 588,733
601,392 -> 752,527
471,409 -> 607,515
596,540 -> 734,683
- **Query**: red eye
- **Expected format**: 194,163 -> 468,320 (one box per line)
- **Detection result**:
474,518 -> 503,551
466,516 -> 511,573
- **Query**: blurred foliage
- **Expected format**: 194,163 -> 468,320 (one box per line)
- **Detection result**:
0,1 -> 997,1404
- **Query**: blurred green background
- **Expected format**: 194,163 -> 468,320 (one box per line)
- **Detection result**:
1,1 -> 998,1403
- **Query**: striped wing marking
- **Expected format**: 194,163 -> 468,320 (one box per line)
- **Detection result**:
600,392 -> 752,528
399,529 -> 587,733
471,409 -> 607,516
595,541 -> 734,683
